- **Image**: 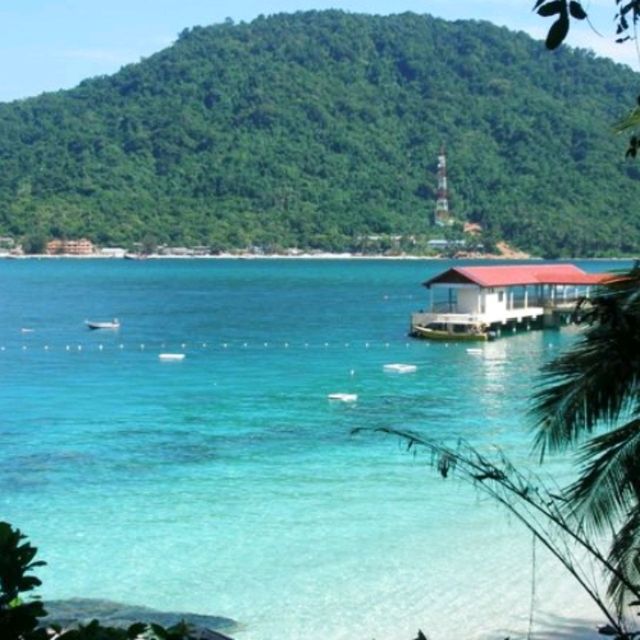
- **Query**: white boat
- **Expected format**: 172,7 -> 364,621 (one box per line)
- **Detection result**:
86,319 -> 120,330
383,363 -> 417,374
159,353 -> 186,361
328,393 -> 358,402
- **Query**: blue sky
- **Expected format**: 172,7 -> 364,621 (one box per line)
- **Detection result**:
0,0 -> 634,103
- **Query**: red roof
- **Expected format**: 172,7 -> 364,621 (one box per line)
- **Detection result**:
424,264 -> 606,288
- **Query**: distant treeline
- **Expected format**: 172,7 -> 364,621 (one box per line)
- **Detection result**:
0,10 -> 638,256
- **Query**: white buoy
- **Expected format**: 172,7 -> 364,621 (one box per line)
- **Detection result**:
328,393 -> 358,402
159,353 -> 185,361
383,363 -> 417,374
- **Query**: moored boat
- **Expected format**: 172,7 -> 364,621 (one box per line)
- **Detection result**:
86,319 -> 120,330
411,323 -> 490,342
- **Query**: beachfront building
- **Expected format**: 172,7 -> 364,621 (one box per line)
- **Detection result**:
100,247 -> 126,258
47,238 -> 94,255
410,263 -> 605,341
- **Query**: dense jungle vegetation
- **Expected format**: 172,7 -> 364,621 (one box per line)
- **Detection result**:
0,10 -> 639,256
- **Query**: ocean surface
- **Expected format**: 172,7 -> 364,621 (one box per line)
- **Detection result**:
0,258 -> 630,640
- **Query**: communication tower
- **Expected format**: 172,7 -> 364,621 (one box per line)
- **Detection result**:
434,146 -> 453,226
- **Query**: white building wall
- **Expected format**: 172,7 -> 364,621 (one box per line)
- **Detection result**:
100,247 -> 126,258
483,288 -> 508,320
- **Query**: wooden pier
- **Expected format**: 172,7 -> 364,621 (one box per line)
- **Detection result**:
410,264 -> 605,341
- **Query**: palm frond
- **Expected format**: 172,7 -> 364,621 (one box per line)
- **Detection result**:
532,266 -> 640,458
607,507 -> 640,612
356,425 -> 640,633
568,418 -> 640,532
614,107 -> 640,134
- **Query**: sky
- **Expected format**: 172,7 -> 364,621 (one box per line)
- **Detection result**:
0,0 -> 635,103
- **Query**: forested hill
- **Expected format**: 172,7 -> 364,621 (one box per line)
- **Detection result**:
0,11 -> 639,256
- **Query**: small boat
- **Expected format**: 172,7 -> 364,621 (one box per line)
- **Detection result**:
328,393 -> 358,402
86,319 -> 120,330
158,353 -> 186,361
412,324 -> 490,342
383,363 -> 417,374
124,253 -> 147,260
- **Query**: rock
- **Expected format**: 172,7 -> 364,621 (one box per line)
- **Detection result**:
41,598 -> 238,639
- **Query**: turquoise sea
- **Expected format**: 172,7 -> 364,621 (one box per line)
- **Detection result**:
0,258 -> 629,640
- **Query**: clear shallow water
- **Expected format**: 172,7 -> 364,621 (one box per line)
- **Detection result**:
0,258 -> 629,640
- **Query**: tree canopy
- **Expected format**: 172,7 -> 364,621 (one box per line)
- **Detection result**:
0,10 -> 639,256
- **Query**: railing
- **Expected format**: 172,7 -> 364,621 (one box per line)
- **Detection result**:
426,296 -> 585,315
413,295 -> 592,331
412,306 -> 547,328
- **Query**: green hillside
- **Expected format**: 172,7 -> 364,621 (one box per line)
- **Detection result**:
0,10 -> 638,256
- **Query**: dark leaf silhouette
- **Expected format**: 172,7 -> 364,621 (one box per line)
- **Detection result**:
538,1 -> 563,16
546,14 -> 570,48
569,1 -> 587,19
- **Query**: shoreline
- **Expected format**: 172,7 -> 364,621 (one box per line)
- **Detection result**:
0,252 -> 637,262
3,252 -> 636,261
4,252 -> 443,260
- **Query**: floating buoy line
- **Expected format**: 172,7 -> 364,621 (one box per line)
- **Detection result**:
2,339 -> 430,353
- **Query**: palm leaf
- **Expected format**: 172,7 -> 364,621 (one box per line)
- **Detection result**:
531,266 -> 640,457
568,418 -> 640,532
606,507 -> 640,610
614,106 -> 640,133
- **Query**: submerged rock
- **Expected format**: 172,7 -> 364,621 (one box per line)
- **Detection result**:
41,598 -> 237,639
